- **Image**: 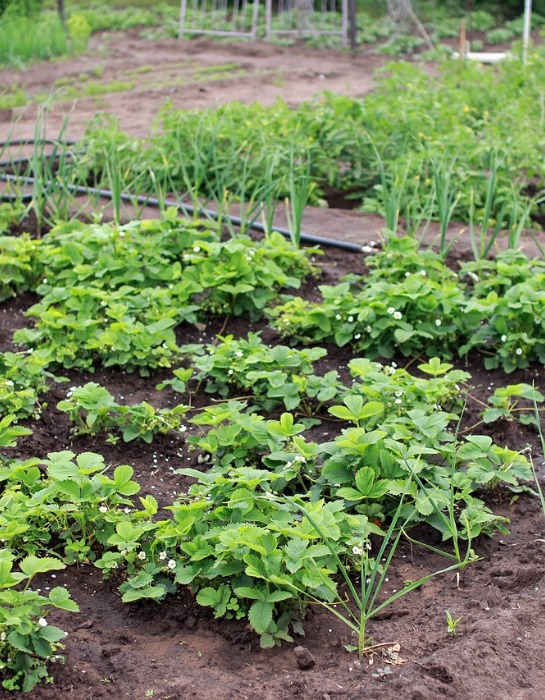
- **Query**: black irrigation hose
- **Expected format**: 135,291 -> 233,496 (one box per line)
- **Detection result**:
0,172 -> 365,253
0,192 -> 34,203
0,139 -> 81,169
0,139 -> 77,147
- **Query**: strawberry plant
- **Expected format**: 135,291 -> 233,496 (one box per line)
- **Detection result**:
481,383 -> 545,427
57,382 -> 189,443
270,263 -> 466,359
183,332 -> 340,411
343,356 -> 470,419
13,284 -> 196,373
0,451 -> 140,562
0,203 -> 26,235
0,552 -> 79,693
0,234 -> 43,302
0,350 -> 61,421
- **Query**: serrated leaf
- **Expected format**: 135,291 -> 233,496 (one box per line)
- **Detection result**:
196,586 -> 221,608
32,636 -> 53,658
328,405 -> 357,421
234,586 -> 264,600
336,487 -> 364,501
248,600 -> 273,634
265,590 -> 293,603
259,633 -> 276,649
127,571 -> 154,589
355,466 -> 376,496
19,555 -> 65,578
38,624 -> 67,643
415,492 -> 435,516
121,584 -> 166,602
45,452 -> 78,481
114,464 -> 140,495
7,630 -> 32,653
75,452 -> 105,474
49,587 -> 80,612
122,425 -> 140,442
394,328 -> 414,344
0,558 -> 25,589
482,408 -> 505,423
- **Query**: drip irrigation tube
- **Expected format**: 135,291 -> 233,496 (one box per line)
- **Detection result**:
0,139 -> 80,169
0,138 -> 77,147
0,172 -> 364,253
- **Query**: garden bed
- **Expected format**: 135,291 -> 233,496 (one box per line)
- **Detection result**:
1,211 -> 545,699
3,30 -> 545,700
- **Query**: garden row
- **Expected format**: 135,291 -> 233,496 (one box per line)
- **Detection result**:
0,209 -> 543,691
6,48 -> 544,254
2,212 -> 545,373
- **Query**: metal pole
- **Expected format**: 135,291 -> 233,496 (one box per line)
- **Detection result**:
523,0 -> 532,64
251,0 -> 259,39
265,0 -> 272,41
179,0 -> 187,39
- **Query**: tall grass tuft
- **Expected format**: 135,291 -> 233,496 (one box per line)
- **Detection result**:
0,12 -> 90,67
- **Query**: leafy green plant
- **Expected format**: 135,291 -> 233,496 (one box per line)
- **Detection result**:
57,382 -> 189,443
270,237 -> 467,360
0,202 -> 26,234
486,27 -> 515,44
482,383 -> 544,427
164,463 -> 380,648
343,356 -> 469,420
0,552 -> 78,693
0,350 -> 61,422
376,35 -> 424,56
0,234 -> 43,301
284,494 -> 466,656
471,10 -> 496,32
183,332 -> 340,412
460,278 -> 545,371
0,450 -> 140,562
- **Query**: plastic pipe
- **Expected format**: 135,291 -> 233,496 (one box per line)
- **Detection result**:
523,0 -> 533,64
0,172 -> 365,253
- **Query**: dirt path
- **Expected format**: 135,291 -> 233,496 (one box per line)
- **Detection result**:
1,32 -> 385,140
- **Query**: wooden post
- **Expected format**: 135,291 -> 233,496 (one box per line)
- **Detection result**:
459,21 -> 466,60
57,0 -> 65,25
348,0 -> 356,51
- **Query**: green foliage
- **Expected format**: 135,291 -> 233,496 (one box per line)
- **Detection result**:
470,10 -> 496,32
0,450 -> 139,562
164,465 -> 380,647
0,551 -> 77,693
376,35 -> 424,56
0,234 -> 43,302
0,203 -> 26,235
486,27 -> 515,44
0,11 -> 88,67
183,332 -> 340,411
10,215 -> 314,372
271,237 -> 468,360
459,253 -> 545,371
271,238 -> 545,371
57,382 -> 189,443
72,46 -> 545,228
0,350 -> 61,421
482,383 -> 544,427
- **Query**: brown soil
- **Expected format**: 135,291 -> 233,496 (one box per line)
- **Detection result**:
1,235 -> 545,700
2,33 -> 545,700
1,32 -> 386,141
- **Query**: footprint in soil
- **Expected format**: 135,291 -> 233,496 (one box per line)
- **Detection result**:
421,664 -> 454,685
